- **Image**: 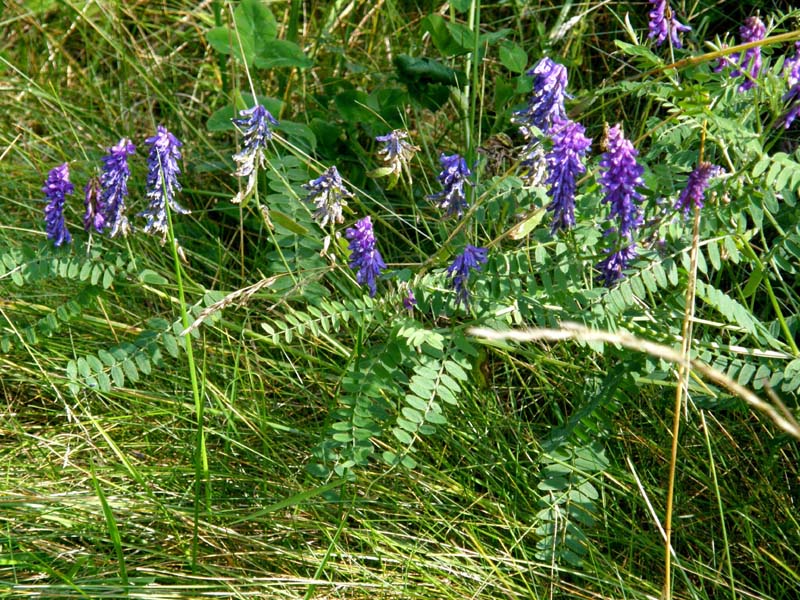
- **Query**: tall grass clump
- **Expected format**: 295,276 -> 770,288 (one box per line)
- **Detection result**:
1,1 -> 800,599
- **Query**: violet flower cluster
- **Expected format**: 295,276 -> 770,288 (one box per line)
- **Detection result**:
675,162 -> 724,215
375,129 -> 418,182
100,138 -> 136,238
545,118 -> 592,234
231,104 -> 279,204
647,0 -> 691,49
782,43 -> 800,129
345,216 -> 386,298
513,57 -> 569,186
83,177 -> 104,233
43,163 -> 74,247
139,125 -> 188,242
446,245 -> 488,308
429,153 -> 473,219
716,16 -> 766,92
304,166 -> 352,228
595,124 -> 646,287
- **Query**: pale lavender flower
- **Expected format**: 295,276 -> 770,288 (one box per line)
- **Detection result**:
140,125 -> 188,241
446,244 -> 488,308
599,124 -> 645,239
545,118 -> 592,234
716,16 -> 766,92
100,137 -> 136,238
232,104 -> 279,204
304,166 -> 352,228
596,243 -> 638,287
648,0 -> 691,49
675,162 -> 723,215
43,163 -> 74,247
345,216 -> 386,297
782,43 -> 800,128
83,177 -> 105,233
375,129 -> 418,179
429,153 -> 472,219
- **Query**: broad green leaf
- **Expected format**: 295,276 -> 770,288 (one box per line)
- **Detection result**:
254,39 -> 312,69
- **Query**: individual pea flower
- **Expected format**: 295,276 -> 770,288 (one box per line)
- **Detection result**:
446,244 -> 488,309
83,176 -> 105,233
599,124 -> 645,239
782,42 -> 800,128
429,153 -> 473,219
596,243 -> 638,288
648,0 -> 691,49
304,166 -> 352,228
100,137 -> 136,238
139,125 -> 188,241
403,287 -> 417,311
545,118 -> 592,235
231,104 -> 279,204
43,163 -> 74,247
675,162 -> 724,216
345,216 -> 386,297
373,129 -> 419,188
716,16 -> 766,92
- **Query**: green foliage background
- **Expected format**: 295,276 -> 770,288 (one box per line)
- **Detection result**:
1,1 -> 799,598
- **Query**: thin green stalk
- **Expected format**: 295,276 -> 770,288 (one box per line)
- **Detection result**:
163,176 -> 208,573
699,411 -> 736,600
89,462 -> 129,588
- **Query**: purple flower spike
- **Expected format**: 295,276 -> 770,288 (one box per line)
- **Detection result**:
232,104 -> 279,204
446,244 -> 488,308
84,177 -> 105,233
345,216 -> 386,297
140,125 -> 188,241
43,163 -> 74,247
429,153 -> 473,219
648,0 -> 691,49
513,57 -> 571,186
716,16 -> 766,92
596,244 -> 638,287
782,43 -> 800,128
304,166 -> 352,228
100,137 -> 136,238
675,162 -> 723,216
545,118 -> 592,234
512,57 -> 569,136
599,124 -> 645,239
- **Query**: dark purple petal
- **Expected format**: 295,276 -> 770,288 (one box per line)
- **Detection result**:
648,0 -> 691,49
675,162 -> 723,215
100,137 -> 136,238
139,125 -> 187,241
304,166 -> 352,227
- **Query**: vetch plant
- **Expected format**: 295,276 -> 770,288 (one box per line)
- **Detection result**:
647,0 -> 691,49
100,138 -> 136,238
42,163 -> 74,248
139,125 -> 188,242
675,161 -> 723,216
446,244 -> 488,308
231,104 -> 279,204
716,16 -> 767,91
304,166 -> 352,228
345,216 -> 386,297
429,153 -> 472,219
545,118 -> 592,234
